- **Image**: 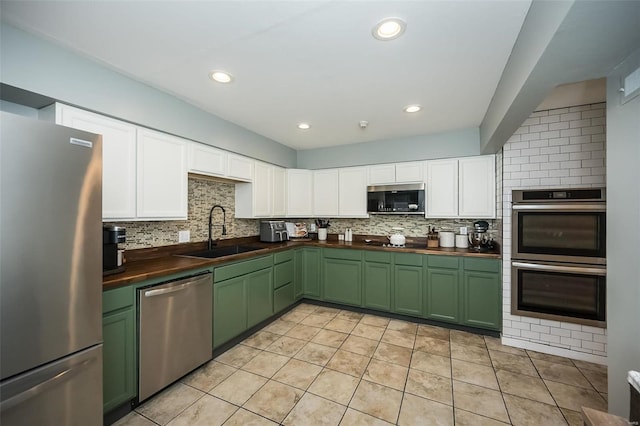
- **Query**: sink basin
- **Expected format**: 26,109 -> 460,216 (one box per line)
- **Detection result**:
180,245 -> 263,259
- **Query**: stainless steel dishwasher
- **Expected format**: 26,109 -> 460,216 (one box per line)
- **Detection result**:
138,272 -> 212,402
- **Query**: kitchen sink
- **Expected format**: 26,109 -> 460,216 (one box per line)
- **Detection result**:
180,245 -> 264,259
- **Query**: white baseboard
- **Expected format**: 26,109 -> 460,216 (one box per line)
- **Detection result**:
501,336 -> 608,365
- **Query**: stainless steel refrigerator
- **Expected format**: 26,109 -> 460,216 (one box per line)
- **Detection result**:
0,111 -> 103,425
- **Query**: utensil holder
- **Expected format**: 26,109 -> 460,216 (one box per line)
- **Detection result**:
318,228 -> 327,241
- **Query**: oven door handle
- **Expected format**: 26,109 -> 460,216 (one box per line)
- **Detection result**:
512,261 -> 606,276
512,203 -> 605,211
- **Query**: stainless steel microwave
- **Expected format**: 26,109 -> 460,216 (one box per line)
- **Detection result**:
367,183 -> 425,214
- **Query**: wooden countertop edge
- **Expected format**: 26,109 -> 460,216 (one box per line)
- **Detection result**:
103,239 -> 501,291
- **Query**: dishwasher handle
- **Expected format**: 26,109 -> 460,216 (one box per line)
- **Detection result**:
143,273 -> 212,298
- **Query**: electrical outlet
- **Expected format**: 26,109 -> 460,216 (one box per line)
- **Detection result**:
178,230 -> 190,243
460,226 -> 468,235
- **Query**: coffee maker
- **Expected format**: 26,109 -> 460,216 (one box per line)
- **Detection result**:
103,225 -> 126,275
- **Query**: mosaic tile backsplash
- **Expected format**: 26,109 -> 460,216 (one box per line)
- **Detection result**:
108,176 -> 499,250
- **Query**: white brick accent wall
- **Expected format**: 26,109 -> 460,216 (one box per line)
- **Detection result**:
501,103 -> 608,364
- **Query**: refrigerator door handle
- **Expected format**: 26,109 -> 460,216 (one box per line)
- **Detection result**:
0,359 -> 91,411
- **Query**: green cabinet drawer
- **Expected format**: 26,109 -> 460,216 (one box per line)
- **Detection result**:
274,250 -> 293,264
214,255 -> 273,282
427,255 -> 460,269
364,251 -> 392,263
103,286 -> 134,314
274,283 -> 295,313
395,253 -> 423,267
463,258 -> 501,273
274,260 -> 293,289
324,247 -> 362,261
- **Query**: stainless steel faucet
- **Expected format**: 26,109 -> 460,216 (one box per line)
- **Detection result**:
208,204 -> 227,250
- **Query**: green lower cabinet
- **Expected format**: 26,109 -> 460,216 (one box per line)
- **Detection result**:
293,249 -> 304,299
102,307 -> 136,413
393,265 -> 423,316
426,268 -> 459,323
302,248 -> 321,298
364,261 -> 392,311
274,283 -> 295,313
213,276 -> 247,348
323,258 -> 362,306
247,268 -> 274,328
462,259 -> 502,330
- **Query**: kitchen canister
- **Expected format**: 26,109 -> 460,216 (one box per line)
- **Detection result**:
455,234 -> 469,248
439,231 -> 455,248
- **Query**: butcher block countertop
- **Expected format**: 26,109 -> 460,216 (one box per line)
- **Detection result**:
103,236 -> 501,291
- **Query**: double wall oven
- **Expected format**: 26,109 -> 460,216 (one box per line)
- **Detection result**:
511,188 -> 606,327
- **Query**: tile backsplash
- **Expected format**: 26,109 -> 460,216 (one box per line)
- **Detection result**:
106,176 -> 259,250
110,176 -> 499,250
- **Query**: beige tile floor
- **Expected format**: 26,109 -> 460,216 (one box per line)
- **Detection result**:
114,303 -> 608,426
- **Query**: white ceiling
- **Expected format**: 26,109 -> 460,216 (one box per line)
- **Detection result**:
0,1 -> 532,150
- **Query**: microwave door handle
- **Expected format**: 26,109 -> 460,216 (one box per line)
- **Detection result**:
512,261 -> 606,276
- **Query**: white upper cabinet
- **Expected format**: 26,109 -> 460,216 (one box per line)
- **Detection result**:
313,169 -> 339,216
236,162 -> 288,218
227,153 -> 253,182
339,167 -> 368,217
136,128 -> 188,219
426,155 -> 495,219
395,161 -> 424,183
188,142 -> 226,177
368,161 -> 424,184
368,164 -> 396,185
286,169 -> 313,217
458,155 -> 496,218
426,159 -> 459,218
48,103 -> 137,220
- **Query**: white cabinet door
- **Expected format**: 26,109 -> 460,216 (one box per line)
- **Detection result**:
395,161 -> 424,183
55,104 -> 137,220
313,169 -> 339,216
136,129 -> 188,219
286,169 -> 313,217
253,161 -> 272,217
227,153 -> 253,182
272,166 -> 286,217
458,155 -> 496,218
368,164 -> 396,184
426,159 -> 459,218
339,167 -> 368,217
188,142 -> 226,177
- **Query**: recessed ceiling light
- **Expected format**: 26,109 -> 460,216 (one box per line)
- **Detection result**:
404,105 -> 422,113
297,123 -> 311,130
209,70 -> 234,83
373,18 -> 406,41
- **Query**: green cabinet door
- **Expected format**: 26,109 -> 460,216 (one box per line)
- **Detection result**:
293,249 -> 304,299
323,258 -> 362,306
102,308 -> 136,413
302,248 -> 321,298
394,265 -> 423,316
247,268 -> 274,328
462,270 -> 502,330
274,283 -> 295,313
426,268 -> 459,323
364,261 -> 391,311
213,276 -> 247,348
